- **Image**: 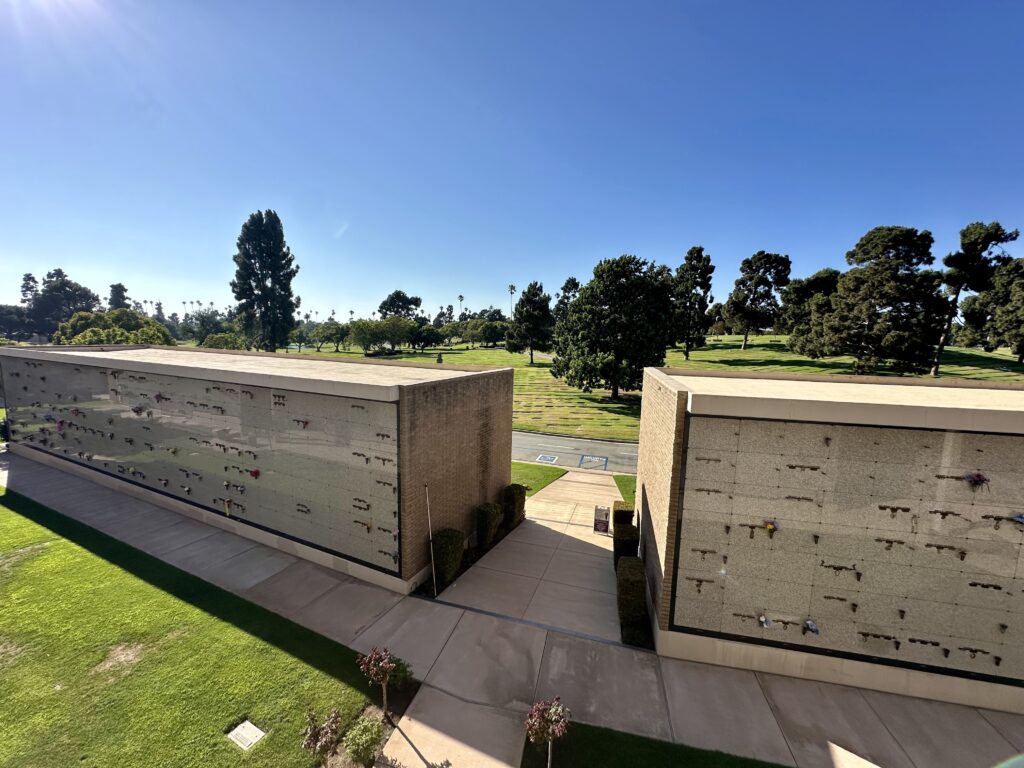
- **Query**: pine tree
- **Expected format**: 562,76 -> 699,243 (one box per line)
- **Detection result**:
822,226 -> 946,374
723,251 -> 791,349
506,281 -> 555,364
780,268 -> 841,356
108,283 -> 131,310
930,221 -> 1018,376
672,246 -> 715,360
230,210 -> 300,351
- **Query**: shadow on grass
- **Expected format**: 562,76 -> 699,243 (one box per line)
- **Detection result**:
0,486 -> 374,698
581,393 -> 642,418
710,356 -> 854,373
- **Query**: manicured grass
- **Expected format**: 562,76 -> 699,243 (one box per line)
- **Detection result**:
0,486 -> 372,767
288,345 -> 643,441
614,474 -> 636,506
283,337 -> 1024,442
666,335 -> 1024,383
521,722 -> 785,768
512,461 -> 567,496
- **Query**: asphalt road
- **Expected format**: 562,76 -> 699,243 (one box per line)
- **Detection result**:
512,430 -> 638,474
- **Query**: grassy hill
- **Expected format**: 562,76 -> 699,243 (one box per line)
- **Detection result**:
280,336 -> 1023,441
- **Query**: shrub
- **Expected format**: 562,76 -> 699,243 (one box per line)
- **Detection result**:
343,715 -> 383,768
202,332 -> 247,350
476,502 -> 502,551
612,500 -> 634,528
612,523 -> 640,569
300,708 -> 342,765
616,556 -> 646,625
357,646 -> 411,718
501,483 -> 528,529
432,528 -> 466,590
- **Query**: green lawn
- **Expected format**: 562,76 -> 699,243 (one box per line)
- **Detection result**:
281,337 -> 1024,442
512,461 -> 567,496
521,722 -> 785,768
614,475 -> 636,506
0,486 -> 372,767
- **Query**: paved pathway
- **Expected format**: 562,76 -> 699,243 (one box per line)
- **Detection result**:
439,472 -> 620,641
512,431 -> 638,473
2,452 -> 1023,768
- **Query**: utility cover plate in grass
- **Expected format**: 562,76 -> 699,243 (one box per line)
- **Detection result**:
227,720 -> 266,750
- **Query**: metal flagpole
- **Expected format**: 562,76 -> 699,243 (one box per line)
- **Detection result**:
425,484 -> 438,597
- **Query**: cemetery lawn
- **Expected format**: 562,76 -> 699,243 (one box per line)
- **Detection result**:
511,461 -> 567,496
0,486 -> 371,768
287,338 -> 1024,442
520,722 -> 785,768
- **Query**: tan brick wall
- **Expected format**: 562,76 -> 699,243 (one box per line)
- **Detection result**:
398,368 -> 513,579
636,368 -> 687,629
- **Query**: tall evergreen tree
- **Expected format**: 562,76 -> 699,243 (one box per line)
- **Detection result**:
108,283 -> 131,310
551,255 -> 672,399
821,226 -> 946,374
961,258 -> 1024,364
24,269 -> 101,338
553,277 -> 580,326
672,246 -> 715,360
723,251 -> 791,349
20,274 -> 39,304
230,210 -> 300,351
780,267 -> 841,356
930,221 -> 1018,376
506,281 -> 555,364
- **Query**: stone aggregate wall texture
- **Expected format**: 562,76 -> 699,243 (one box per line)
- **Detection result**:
672,415 -> 1024,683
0,347 -> 512,583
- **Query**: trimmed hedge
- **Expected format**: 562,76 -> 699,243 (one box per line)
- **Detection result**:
500,483 -> 528,530
612,500 -> 634,528
612,523 -> 640,569
476,502 -> 502,551
432,528 -> 466,591
616,556 -> 646,625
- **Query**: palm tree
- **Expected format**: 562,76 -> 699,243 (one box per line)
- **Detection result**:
457,295 -> 464,317
349,310 -> 354,320
508,284 -> 517,319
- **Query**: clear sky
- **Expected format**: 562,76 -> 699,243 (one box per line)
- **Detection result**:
2,1 -> 1022,319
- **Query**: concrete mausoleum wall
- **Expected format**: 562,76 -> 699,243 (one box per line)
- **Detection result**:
0,346 -> 513,590
638,367 -> 1024,711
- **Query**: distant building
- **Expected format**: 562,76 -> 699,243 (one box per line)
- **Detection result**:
0,345 -> 512,592
637,369 -> 1024,711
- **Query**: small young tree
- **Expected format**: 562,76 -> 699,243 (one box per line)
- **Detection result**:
507,281 -> 555,363
357,646 -> 409,721
526,697 -> 571,768
300,708 -> 342,767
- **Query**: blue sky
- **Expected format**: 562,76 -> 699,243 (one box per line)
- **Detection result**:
2,1 -> 1022,319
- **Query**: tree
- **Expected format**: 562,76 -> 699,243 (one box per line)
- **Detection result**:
377,290 -> 422,319
21,269 -> 102,338
289,325 -> 310,352
480,320 -> 509,347
820,226 -> 946,374
0,304 -> 32,340
961,258 -> 1024,363
356,647 -> 410,722
930,221 -> 1019,376
348,319 -> 385,354
724,251 -> 791,349
52,308 -> 174,346
312,318 -> 346,352
20,273 -> 39,304
672,247 -> 715,360
779,267 -> 841,356
202,332 -> 247,350
180,306 -> 231,346
108,283 -> 130,309
410,323 -> 444,351
380,316 -> 415,351
230,209 -> 300,351
508,283 -> 517,318
706,301 -> 727,336
525,697 -> 571,768
551,255 -> 673,399
553,277 -> 580,326
507,281 -> 554,363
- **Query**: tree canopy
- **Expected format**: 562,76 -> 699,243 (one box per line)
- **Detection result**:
52,308 -> 174,346
672,246 -> 715,359
780,267 -> 841,356
506,281 -> 554,364
930,221 -> 1019,375
378,290 -> 423,319
19,269 -> 101,339
108,283 -> 131,310
551,255 -> 673,398
723,251 -> 791,349
230,210 -> 300,351
816,226 -> 946,373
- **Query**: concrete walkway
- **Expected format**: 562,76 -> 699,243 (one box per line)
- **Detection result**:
2,452 -> 1023,768
439,472 -> 620,642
